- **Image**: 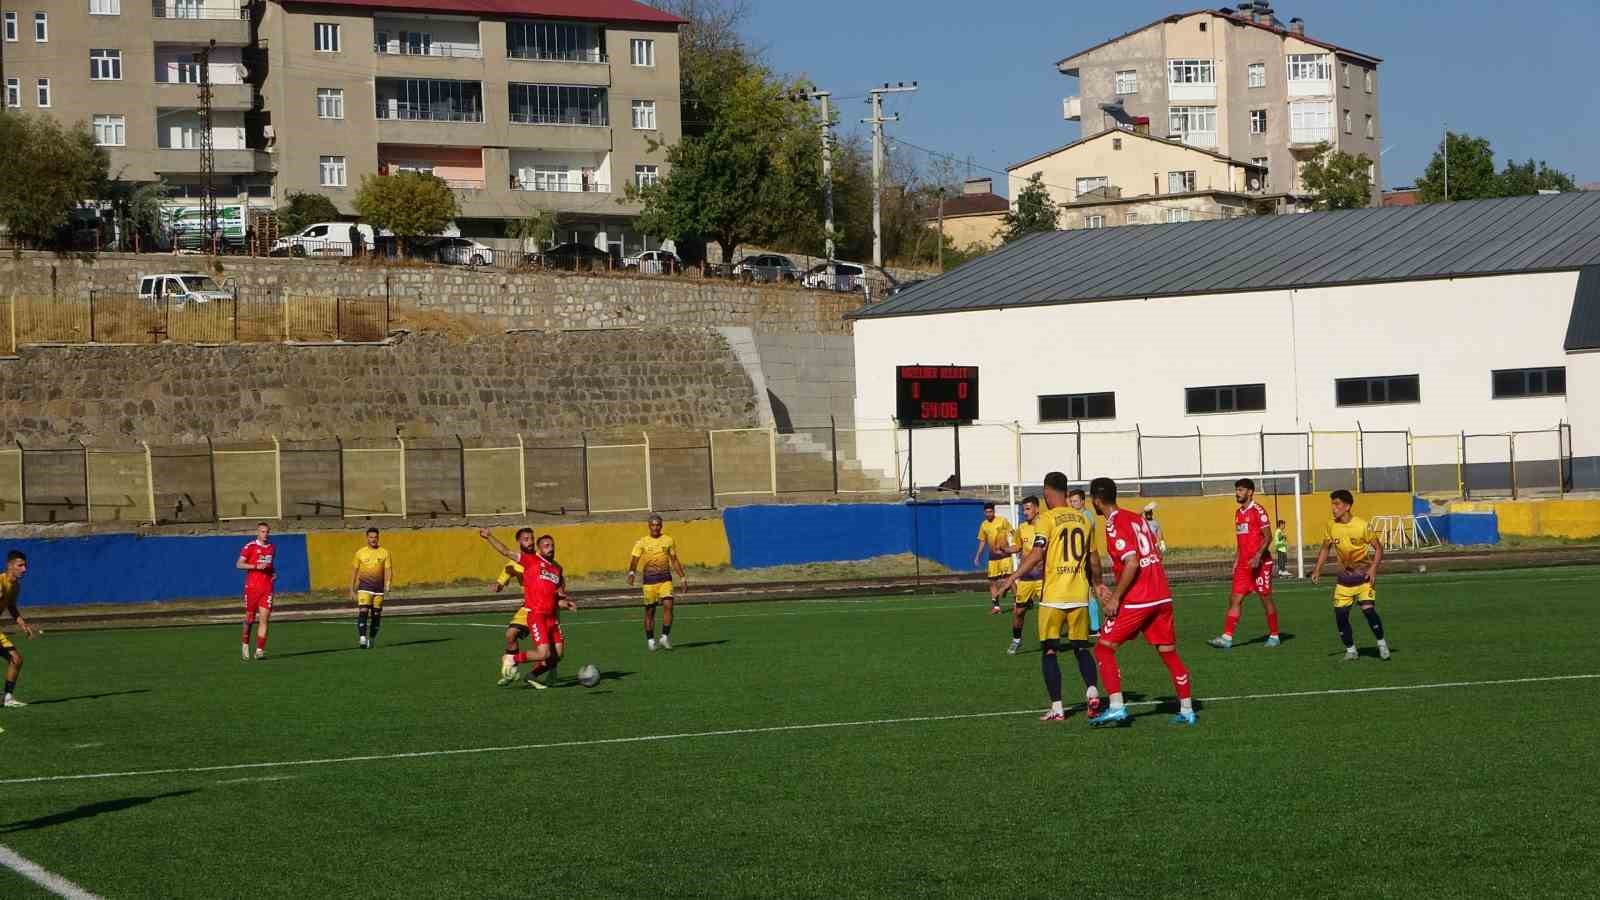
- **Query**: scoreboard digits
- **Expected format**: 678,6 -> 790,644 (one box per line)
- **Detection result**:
896,365 -> 979,426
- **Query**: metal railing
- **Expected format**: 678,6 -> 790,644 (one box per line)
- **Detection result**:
2,291 -> 389,346
510,179 -> 610,194
374,41 -> 485,59
150,1 -> 247,20
375,102 -> 484,123
509,110 -> 608,127
506,47 -> 607,63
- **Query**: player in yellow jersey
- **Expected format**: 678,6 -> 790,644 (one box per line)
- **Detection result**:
492,560 -> 525,592
1006,496 -> 1045,655
351,528 -> 393,649
1311,489 -> 1389,661
0,550 -> 40,714
973,502 -> 1015,614
999,472 -> 1103,721
627,514 -> 687,651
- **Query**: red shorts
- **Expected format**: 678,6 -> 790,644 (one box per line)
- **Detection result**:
244,591 -> 273,617
1232,558 -> 1275,598
528,616 -> 564,648
1101,600 -> 1176,647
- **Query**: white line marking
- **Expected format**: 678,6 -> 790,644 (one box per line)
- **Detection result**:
68,743 -> 104,750
318,601 -> 975,631
1,673 -> 1593,787
214,775 -> 297,786
0,844 -> 104,900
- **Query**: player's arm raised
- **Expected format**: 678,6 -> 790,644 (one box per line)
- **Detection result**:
478,528 -> 520,564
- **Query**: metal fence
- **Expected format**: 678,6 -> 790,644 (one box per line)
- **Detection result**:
0,292 -> 389,346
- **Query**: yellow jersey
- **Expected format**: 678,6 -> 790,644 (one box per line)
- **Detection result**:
496,561 -> 525,588
977,517 -> 1014,560
1325,516 -> 1375,569
0,572 -> 19,607
1031,505 -> 1093,606
631,535 -> 677,580
353,546 -> 392,593
1015,518 -> 1044,579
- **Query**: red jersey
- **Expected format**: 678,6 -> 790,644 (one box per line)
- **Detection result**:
240,541 -> 276,595
1235,501 -> 1271,565
519,552 -> 565,617
1104,508 -> 1172,606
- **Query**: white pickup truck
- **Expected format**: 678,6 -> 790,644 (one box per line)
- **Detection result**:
137,273 -> 233,304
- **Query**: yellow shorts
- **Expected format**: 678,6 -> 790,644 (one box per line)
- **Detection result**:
1038,605 -> 1090,643
356,590 -> 385,609
642,580 -> 674,606
509,607 -> 532,630
0,629 -> 12,652
1333,582 -> 1376,608
987,558 -> 1014,579
1015,580 -> 1042,606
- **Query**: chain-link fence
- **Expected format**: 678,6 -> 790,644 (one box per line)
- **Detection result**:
2,291 -> 390,346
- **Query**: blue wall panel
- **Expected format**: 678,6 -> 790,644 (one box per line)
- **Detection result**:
723,500 -> 989,572
1434,513 -> 1499,546
0,534 -> 310,606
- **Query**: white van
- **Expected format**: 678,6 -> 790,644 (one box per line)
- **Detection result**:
137,273 -> 233,304
272,222 -> 377,258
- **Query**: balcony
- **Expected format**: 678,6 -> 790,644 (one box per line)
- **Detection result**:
153,148 -> 268,174
376,101 -> 483,124
1170,130 -> 1217,150
1062,96 -> 1081,121
149,1 -> 249,43
511,177 -> 609,194
1168,81 -> 1216,102
156,81 -> 252,109
1287,77 -> 1332,99
1290,127 -> 1334,147
375,40 -> 483,60
373,21 -> 485,77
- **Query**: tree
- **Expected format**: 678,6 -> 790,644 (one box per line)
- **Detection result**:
998,173 -> 1059,243
276,191 -> 341,234
1416,131 -> 1498,202
353,172 -> 458,253
1297,142 -> 1375,210
1497,158 -> 1577,196
508,208 -> 560,250
99,179 -> 168,251
0,112 -> 109,246
656,0 -> 757,136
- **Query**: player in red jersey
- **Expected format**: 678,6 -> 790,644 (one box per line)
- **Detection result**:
235,522 -> 277,661
1087,477 -> 1196,727
481,528 -> 576,690
1208,477 -> 1281,650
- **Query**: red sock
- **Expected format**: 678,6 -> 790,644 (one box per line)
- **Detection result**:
528,661 -> 549,676
1266,608 -> 1280,636
1158,649 -> 1192,700
1222,609 -> 1241,639
255,633 -> 268,652
1093,642 -> 1122,696
241,619 -> 254,644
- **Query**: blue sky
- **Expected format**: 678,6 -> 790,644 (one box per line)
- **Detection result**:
745,0 -> 1600,194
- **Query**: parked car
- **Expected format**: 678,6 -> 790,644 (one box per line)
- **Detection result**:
425,236 -> 496,267
271,222 -> 377,258
137,272 -> 233,304
731,253 -> 801,283
528,242 -> 621,271
801,261 -> 867,292
623,249 -> 682,275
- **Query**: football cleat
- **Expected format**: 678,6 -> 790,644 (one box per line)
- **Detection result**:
1007,639 -> 1021,656
241,643 -> 251,661
659,635 -> 673,651
1089,706 -> 1130,727
647,638 -> 658,652
1039,710 -> 1065,722
1264,635 -> 1281,648
1343,647 -> 1359,662
990,605 -> 1002,615
253,649 -> 266,660
1377,640 -> 1391,660
523,675 -> 548,690
1169,710 -> 1198,727
1207,636 -> 1232,650
2,697 -> 26,708
359,637 -> 369,649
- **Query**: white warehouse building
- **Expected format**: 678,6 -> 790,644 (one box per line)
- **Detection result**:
848,192 -> 1600,496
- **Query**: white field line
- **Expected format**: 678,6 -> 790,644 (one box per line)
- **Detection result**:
2,673 -> 1594,788
0,845 -> 104,899
325,601 -> 975,630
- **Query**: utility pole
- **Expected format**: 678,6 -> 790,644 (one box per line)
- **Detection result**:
863,82 -> 917,268
1442,122 -> 1450,201
937,188 -> 945,273
195,39 -> 218,253
793,87 -> 836,260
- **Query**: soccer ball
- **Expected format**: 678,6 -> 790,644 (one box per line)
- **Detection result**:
577,664 -> 601,687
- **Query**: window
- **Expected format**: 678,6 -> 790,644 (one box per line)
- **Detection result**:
316,87 -> 344,119
1075,176 -> 1107,197
1492,367 -> 1566,399
1251,157 -> 1269,189
1038,392 -> 1115,422
33,11 -> 46,41
631,99 -> 657,130
35,77 -> 49,107
1166,208 -> 1192,223
528,166 -> 568,191
1343,109 -> 1352,133
1125,211 -> 1142,225
1365,69 -> 1374,93
319,155 -> 347,187
1247,62 -> 1265,88
634,164 -> 659,189
1167,58 -> 1215,84
314,22 -> 340,52
506,20 -> 604,62
1342,62 -> 1350,88
509,83 -> 608,126
1168,106 -> 1217,147
1186,383 -> 1266,415
1250,109 -> 1267,134
1112,137 -> 1122,150
1290,101 -> 1331,143
1167,170 -> 1196,193
1287,53 -> 1331,81
1083,215 -> 1104,229
395,30 -> 431,56
1114,69 -> 1138,95
1335,374 -> 1420,407
3,12 -> 16,41
1365,114 -> 1374,139
4,78 -> 18,108
378,78 -> 484,122
92,113 -> 125,146
89,0 -> 120,14
89,49 -> 122,80
630,38 -> 655,67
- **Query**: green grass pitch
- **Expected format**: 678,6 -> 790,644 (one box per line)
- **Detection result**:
1,566 -> 1598,898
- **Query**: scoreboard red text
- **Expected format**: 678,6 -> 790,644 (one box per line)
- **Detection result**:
896,365 -> 979,426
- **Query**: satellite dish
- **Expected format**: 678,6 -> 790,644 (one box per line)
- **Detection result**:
1248,177 -> 1262,190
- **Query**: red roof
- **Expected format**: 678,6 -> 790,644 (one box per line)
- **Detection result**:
278,0 -> 685,25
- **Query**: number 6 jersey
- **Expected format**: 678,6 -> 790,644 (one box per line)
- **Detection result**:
1104,508 -> 1173,607
1031,504 -> 1094,607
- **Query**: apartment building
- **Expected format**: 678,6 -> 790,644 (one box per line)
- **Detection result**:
1058,2 -> 1381,204
0,0 -> 682,250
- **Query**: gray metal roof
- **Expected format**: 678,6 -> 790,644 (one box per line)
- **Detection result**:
1566,266 -> 1600,352
851,192 -> 1600,320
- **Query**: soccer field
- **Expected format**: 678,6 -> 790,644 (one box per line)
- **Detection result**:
2,567 -> 1598,898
